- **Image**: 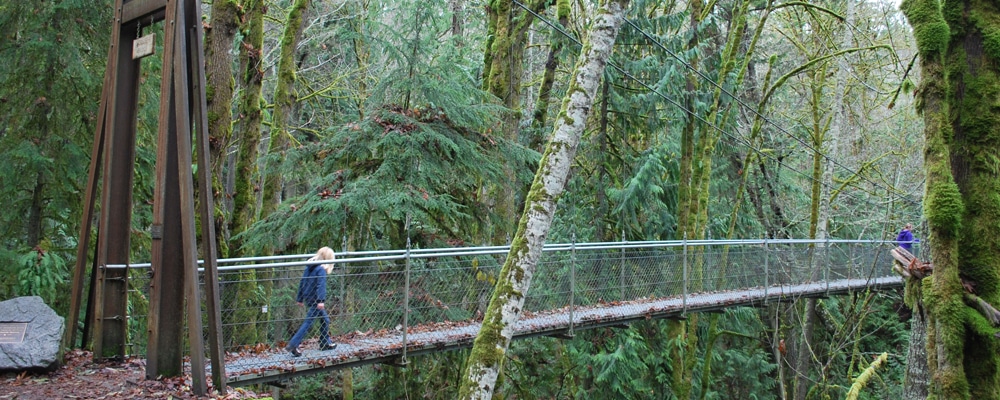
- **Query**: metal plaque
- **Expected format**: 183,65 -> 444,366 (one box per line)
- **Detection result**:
132,34 -> 155,60
0,323 -> 27,344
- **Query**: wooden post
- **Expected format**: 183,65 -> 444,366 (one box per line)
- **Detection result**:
93,1 -> 141,359
67,0 -> 225,395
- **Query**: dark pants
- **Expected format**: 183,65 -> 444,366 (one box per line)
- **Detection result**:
288,303 -> 331,349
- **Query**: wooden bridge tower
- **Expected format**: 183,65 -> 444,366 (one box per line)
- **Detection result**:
64,0 -> 225,394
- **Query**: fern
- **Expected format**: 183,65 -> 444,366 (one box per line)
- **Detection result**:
15,247 -> 68,306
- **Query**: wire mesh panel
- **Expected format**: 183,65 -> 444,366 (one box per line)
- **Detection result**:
524,250 -> 574,313
109,239 -> 904,384
126,268 -> 151,357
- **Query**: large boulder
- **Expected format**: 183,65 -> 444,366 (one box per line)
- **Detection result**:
0,296 -> 64,371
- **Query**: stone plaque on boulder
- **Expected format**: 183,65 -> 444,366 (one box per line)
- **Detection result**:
0,296 -> 64,371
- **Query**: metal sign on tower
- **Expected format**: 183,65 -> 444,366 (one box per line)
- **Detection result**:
64,0 -> 225,395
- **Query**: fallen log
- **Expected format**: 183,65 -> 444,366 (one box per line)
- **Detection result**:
890,246 -> 932,279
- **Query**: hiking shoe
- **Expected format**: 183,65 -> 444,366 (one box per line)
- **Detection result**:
287,346 -> 302,357
320,343 -> 337,351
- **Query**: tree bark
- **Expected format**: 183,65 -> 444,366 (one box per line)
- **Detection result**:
482,0 -> 550,243
204,0 -> 241,257
262,0 -> 311,220
458,0 -> 629,397
529,0 -> 570,150
904,305 -> 930,400
450,0 -> 464,38
902,0 -> 1000,398
231,0 -> 265,249
26,172 -> 44,247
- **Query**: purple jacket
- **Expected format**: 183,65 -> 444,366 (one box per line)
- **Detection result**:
896,229 -> 915,250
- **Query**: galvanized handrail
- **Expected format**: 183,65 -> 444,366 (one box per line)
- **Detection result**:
109,237 -> 906,382
106,238 -> 906,271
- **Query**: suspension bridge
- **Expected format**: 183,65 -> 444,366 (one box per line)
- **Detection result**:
105,238 -> 903,386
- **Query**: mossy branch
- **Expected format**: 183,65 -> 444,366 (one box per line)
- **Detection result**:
845,352 -> 888,400
297,73 -> 352,103
963,293 -> 1000,327
772,1 -> 844,22
717,329 -> 758,341
760,46 -> 892,112
829,152 -> 892,202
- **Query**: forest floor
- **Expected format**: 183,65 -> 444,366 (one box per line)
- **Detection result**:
0,350 -> 272,400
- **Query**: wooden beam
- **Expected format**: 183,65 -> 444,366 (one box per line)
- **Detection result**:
93,15 -> 141,361
168,0 -> 207,393
65,13 -> 119,350
122,0 -> 168,24
147,0 -> 184,376
184,0 -> 227,389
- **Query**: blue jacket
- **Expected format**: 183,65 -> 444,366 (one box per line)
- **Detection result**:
297,264 -> 328,304
896,229 -> 915,250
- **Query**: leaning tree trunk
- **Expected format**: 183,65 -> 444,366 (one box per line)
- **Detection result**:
903,0 -> 1000,399
458,0 -> 629,397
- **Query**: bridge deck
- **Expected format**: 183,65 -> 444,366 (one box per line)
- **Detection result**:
220,276 -> 902,386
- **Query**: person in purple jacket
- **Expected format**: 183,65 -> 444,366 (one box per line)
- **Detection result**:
286,247 -> 337,357
896,223 -> 917,252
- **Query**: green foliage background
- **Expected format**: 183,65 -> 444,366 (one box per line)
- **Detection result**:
0,0 -> 926,398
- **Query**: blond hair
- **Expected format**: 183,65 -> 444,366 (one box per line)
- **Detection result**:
310,246 -> 336,274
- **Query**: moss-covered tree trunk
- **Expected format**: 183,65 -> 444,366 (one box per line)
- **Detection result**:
261,0 -> 311,220
204,0 -> 241,258
697,5 -> 770,396
529,0 -> 570,150
793,71 -> 827,400
224,0 -> 266,348
902,0 -> 1000,399
231,0 -> 265,250
458,1 -> 629,397
675,0 -> 703,241
670,2 -> 706,398
481,0 -> 550,243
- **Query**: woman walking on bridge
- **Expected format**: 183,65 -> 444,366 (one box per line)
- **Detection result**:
286,246 -> 337,357
896,223 -> 918,253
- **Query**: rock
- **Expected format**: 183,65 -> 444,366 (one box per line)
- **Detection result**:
0,296 -> 64,371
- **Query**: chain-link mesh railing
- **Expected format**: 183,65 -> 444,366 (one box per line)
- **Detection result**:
107,238 -> 904,383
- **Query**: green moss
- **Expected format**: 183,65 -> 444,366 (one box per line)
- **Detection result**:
940,0 -> 964,36
964,313 -> 1000,399
459,240 -> 531,397
929,294 -> 971,398
902,0 -> 950,57
981,20 -> 1000,62
904,277 -> 924,308
925,180 -> 963,234
556,0 -> 570,20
